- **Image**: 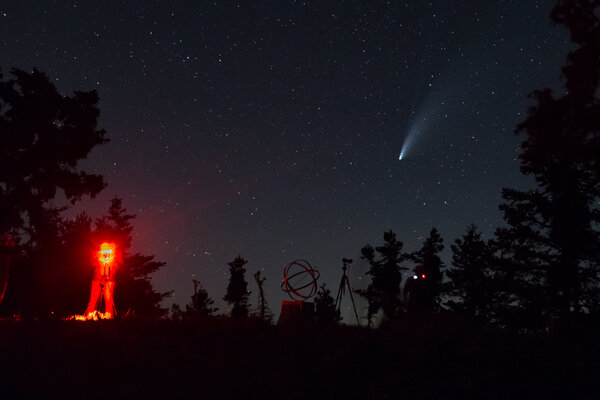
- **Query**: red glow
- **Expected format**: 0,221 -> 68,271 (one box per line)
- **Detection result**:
98,242 -> 116,265
68,310 -> 113,321
68,242 -> 119,321
421,274 -> 426,279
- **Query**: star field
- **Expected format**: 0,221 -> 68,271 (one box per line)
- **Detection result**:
1,1 -> 571,320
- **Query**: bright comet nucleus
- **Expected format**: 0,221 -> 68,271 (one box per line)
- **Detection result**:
398,126 -> 419,161
398,146 -> 407,160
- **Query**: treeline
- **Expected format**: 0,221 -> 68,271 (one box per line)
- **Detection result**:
169,255 -> 341,327
1,0 -> 599,335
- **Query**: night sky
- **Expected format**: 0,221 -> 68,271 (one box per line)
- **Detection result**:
1,1 -> 571,321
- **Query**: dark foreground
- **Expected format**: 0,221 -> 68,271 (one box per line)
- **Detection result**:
0,318 -> 598,400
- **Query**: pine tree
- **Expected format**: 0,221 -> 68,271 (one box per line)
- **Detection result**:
185,279 -> 218,318
357,230 -> 407,324
224,255 -> 250,318
444,224 -> 492,320
252,271 -> 272,323
314,284 -> 341,326
54,213 -> 96,315
489,225 -> 549,330
2,208 -> 65,317
496,0 -> 600,328
0,68 -> 107,244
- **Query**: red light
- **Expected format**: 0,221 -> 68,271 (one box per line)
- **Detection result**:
98,242 -> 116,265
72,242 -> 119,321
421,274 -> 426,279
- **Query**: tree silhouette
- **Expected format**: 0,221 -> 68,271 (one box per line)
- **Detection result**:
407,228 -> 444,315
444,224 -> 493,320
314,284 -> 341,327
0,67 -> 108,318
51,213 -> 96,316
489,224 -> 548,330
0,68 -> 107,245
96,197 -> 170,318
0,210 -> 97,318
224,255 -> 250,318
357,230 -> 407,324
184,279 -> 218,318
252,271 -> 272,323
170,303 -> 184,320
497,0 -> 600,329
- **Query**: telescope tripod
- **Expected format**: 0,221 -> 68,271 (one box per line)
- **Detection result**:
335,258 -> 361,325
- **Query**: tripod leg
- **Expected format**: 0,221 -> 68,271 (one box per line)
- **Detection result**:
344,276 -> 361,325
335,278 -> 345,310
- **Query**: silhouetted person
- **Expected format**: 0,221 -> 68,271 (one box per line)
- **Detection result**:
404,265 -> 436,316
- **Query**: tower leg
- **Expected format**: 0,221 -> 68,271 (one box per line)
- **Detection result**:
104,281 -> 116,319
85,280 -> 102,316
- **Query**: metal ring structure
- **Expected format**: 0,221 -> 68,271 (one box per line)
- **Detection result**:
281,259 -> 320,301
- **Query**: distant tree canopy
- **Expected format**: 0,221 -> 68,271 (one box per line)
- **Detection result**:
224,255 -> 250,318
495,0 -> 600,329
0,68 -> 107,245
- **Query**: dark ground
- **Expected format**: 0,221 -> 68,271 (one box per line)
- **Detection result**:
0,317 -> 598,400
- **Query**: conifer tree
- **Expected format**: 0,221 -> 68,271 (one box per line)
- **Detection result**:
357,230 -> 407,324
0,68 -> 107,244
496,0 -> 600,327
444,224 -> 492,319
0,210 -> 95,318
314,284 -> 341,326
185,279 -> 218,318
252,271 -> 272,323
224,255 -> 250,318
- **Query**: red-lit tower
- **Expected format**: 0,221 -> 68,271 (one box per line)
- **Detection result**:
84,242 -> 118,319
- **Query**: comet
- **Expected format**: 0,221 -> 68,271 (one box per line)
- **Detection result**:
398,145 -> 407,160
398,124 -> 422,161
